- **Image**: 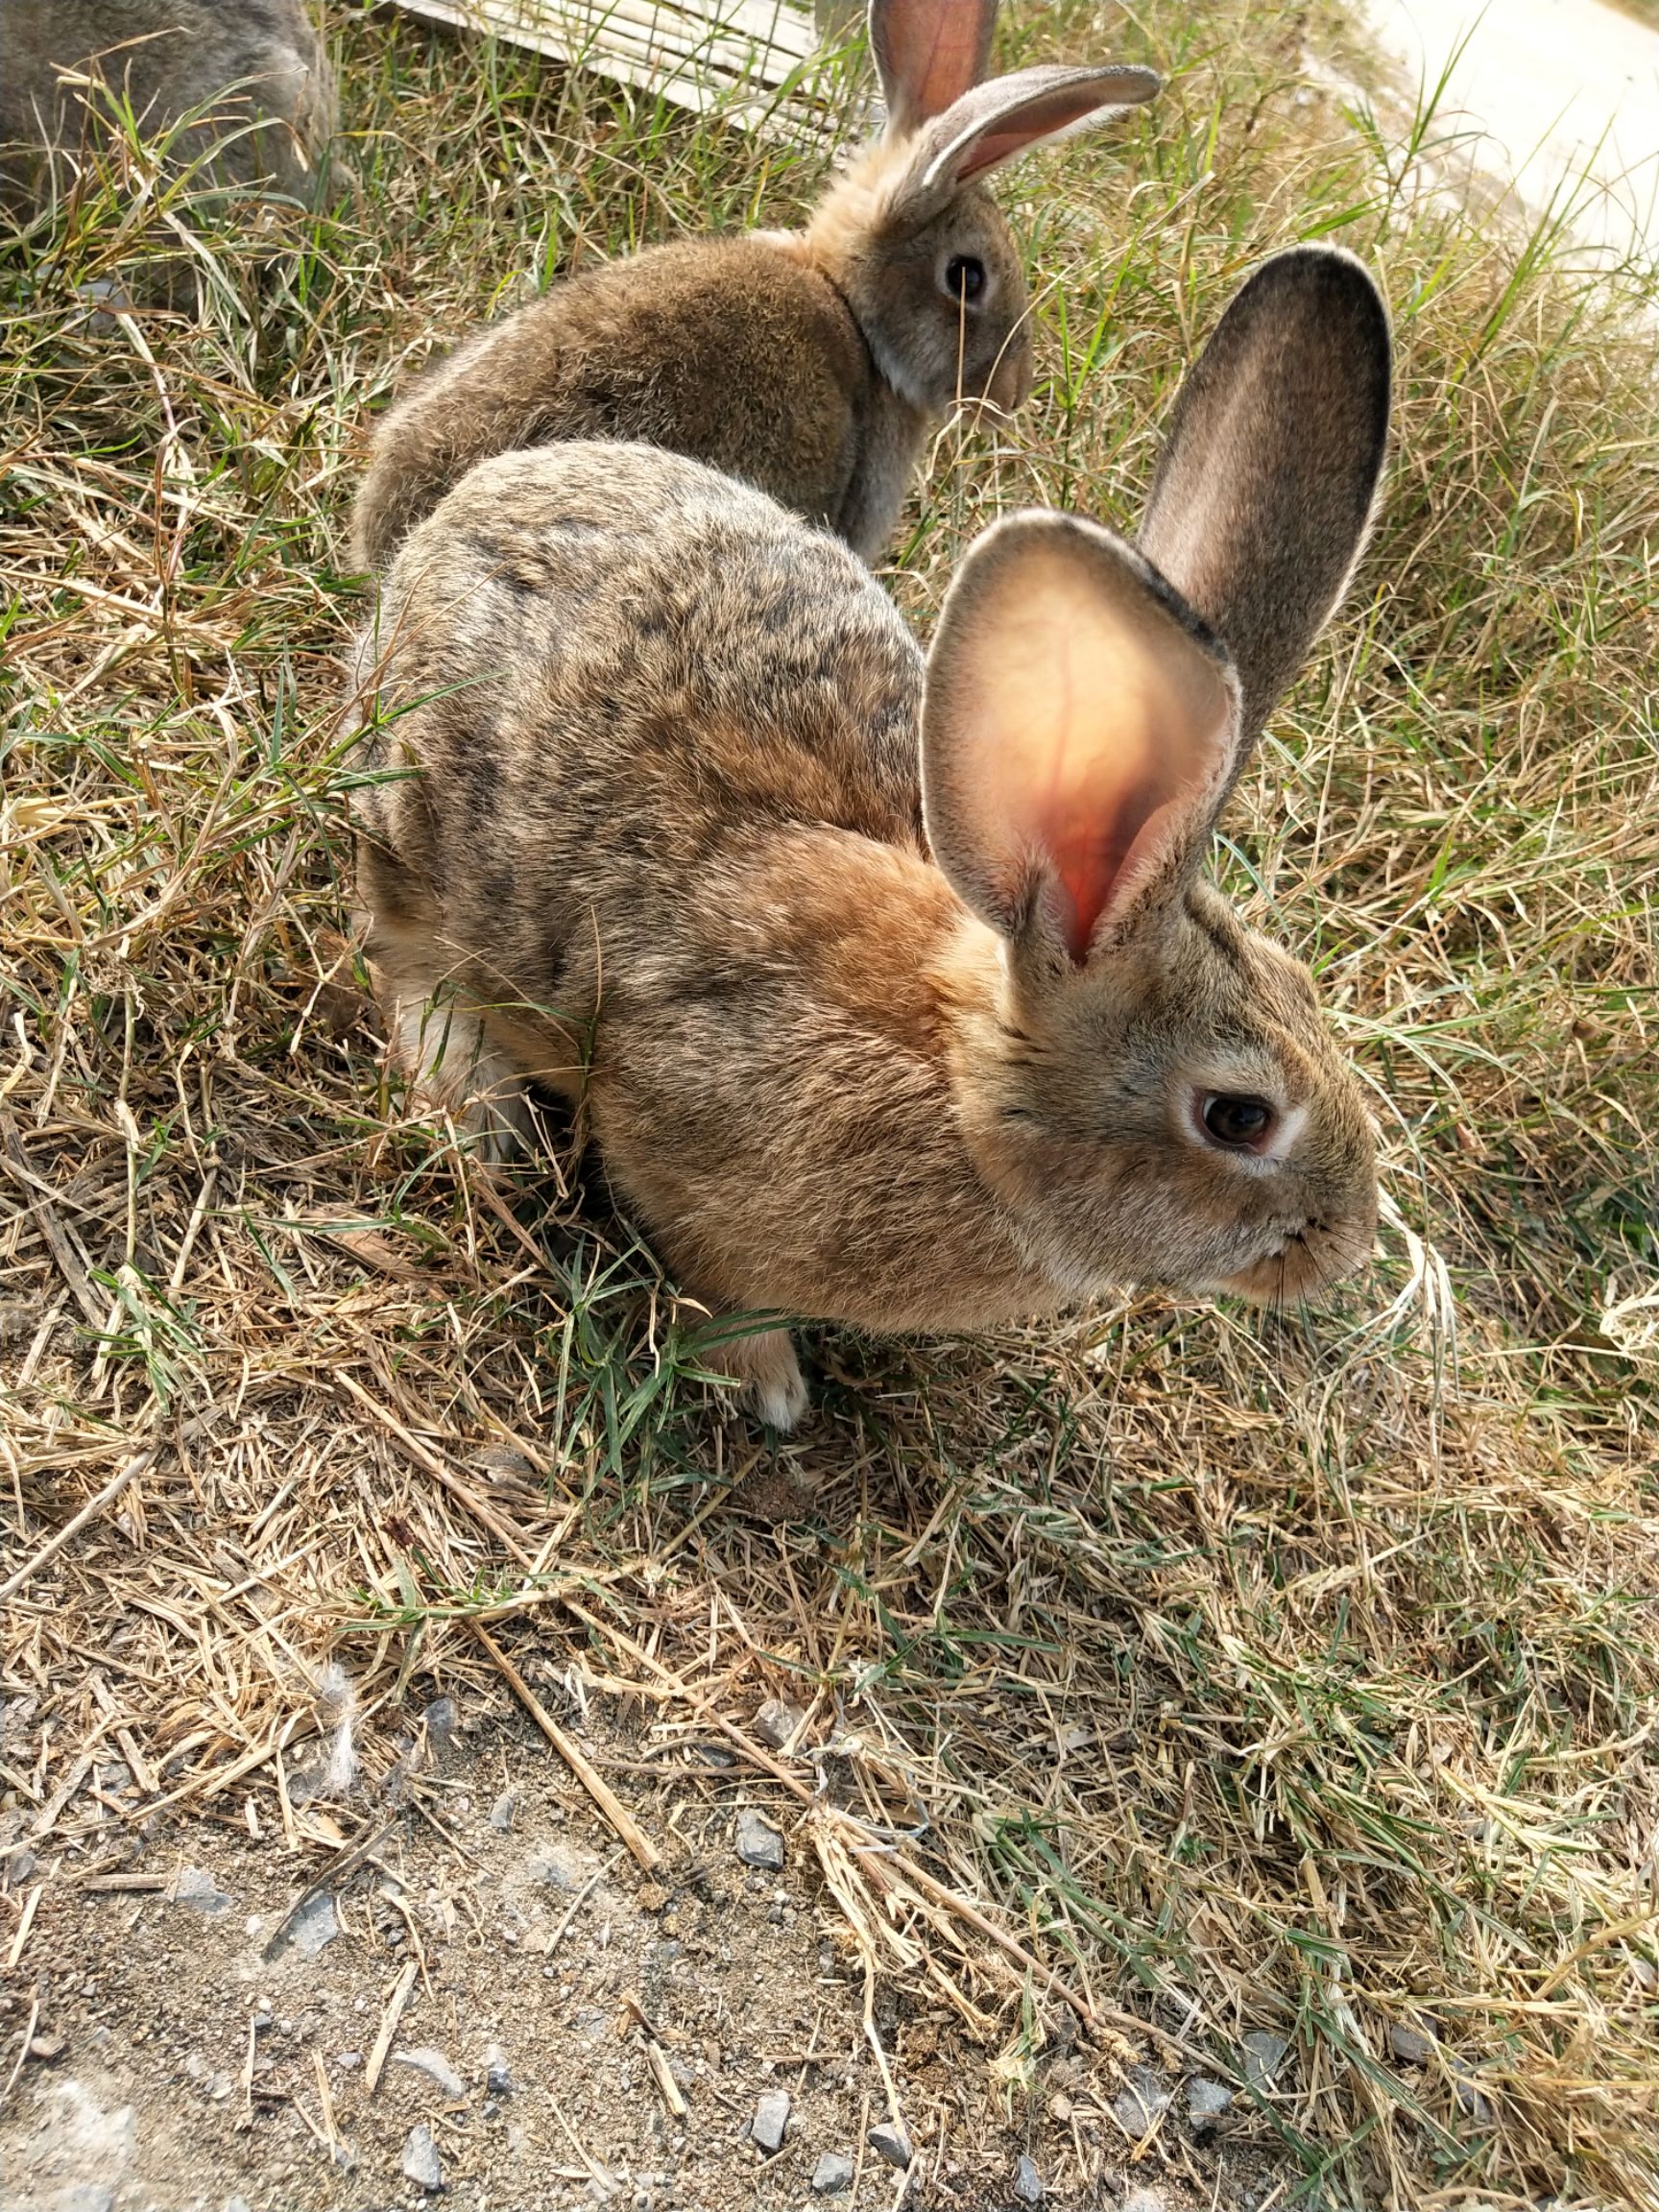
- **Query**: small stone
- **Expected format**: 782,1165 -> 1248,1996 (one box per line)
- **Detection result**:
477,1445 -> 536,1483
225,2200 -> 253,2212
4,1845 -> 37,1887
1187,2078 -> 1232,2126
271,1887 -> 340,1961
751,2089 -> 790,2154
61,2191 -> 114,2212
394,2046 -> 466,2098
402,2121 -> 445,2190
1455,2070 -> 1492,2124
1388,2023 -> 1435,2065
485,2042 -> 513,2094
1240,2030 -> 1289,2093
490,1791 -> 517,1833
1122,2192 -> 1169,2212
811,2151 -> 854,2195
423,1696 -> 459,1749
734,1809 -> 784,1872
1012,2151 -> 1044,2202
1112,2064 -> 1171,2134
526,1846 -> 585,1889
866,2120 -> 912,2170
173,1865 -> 232,1915
754,1698 -> 806,1750
27,2032 -> 66,2062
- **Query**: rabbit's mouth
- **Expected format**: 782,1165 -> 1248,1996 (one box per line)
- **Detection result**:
1214,1214 -> 1375,1305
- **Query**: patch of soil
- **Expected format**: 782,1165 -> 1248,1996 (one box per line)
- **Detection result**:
0,1703 -> 1278,2212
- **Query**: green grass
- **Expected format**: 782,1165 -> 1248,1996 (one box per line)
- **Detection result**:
3,2 -> 1658,2205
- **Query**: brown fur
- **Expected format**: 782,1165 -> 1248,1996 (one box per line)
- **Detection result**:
350,249 -> 1392,1429
349,2 -> 1158,573
350,233 -> 930,579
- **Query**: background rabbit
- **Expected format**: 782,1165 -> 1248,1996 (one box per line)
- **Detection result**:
349,0 -> 1159,573
0,2 -> 335,234
350,246 -> 1391,1430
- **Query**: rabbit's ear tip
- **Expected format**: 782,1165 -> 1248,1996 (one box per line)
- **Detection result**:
1234,243 -> 1392,341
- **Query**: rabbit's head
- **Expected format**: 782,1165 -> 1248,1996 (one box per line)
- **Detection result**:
923,248 -> 1391,1306
805,0 -> 1159,421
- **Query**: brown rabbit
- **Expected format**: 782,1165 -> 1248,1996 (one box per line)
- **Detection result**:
0,1 -> 335,218
349,0 -> 1159,573
350,246 -> 1391,1430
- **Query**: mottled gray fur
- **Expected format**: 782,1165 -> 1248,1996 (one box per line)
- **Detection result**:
0,1 -> 335,218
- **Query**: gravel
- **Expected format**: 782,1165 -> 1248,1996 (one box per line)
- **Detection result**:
172,1866 -> 232,1916
401,2122 -> 444,2190
393,2046 -> 466,2098
1187,2078 -> 1233,2127
810,2151 -> 855,2194
751,2089 -> 791,2154
754,1698 -> 806,1750
734,1809 -> 785,1871
1012,2150 -> 1044,2202
1112,2064 -> 1172,2134
1240,2031 -> 1289,2093
867,2119 -> 912,2170
1388,2023 -> 1436,2065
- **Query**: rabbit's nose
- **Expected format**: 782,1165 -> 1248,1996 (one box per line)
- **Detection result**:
1216,1211 -> 1377,1306
985,336 -> 1034,413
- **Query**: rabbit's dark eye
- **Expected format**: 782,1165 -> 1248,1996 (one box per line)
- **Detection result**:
944,254 -> 987,303
1201,1094 -> 1276,1149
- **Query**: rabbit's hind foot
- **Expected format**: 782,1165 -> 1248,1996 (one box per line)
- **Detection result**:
392,988 -> 532,1166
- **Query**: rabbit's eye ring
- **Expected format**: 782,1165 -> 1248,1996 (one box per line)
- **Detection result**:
945,254 -> 987,304
1201,1094 -> 1276,1149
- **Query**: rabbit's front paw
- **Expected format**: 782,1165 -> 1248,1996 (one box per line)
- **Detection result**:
710,1325 -> 808,1431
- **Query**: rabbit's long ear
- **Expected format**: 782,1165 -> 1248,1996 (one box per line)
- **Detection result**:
1139,245 -> 1391,755
888,63 -> 1160,223
922,513 -> 1241,964
869,0 -> 998,138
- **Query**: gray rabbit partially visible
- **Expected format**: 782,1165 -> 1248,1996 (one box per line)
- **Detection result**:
0,1 -> 335,239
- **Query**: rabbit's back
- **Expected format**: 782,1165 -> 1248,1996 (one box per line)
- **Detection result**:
353,443 -> 928,1040
351,237 -> 896,574
0,0 -> 333,204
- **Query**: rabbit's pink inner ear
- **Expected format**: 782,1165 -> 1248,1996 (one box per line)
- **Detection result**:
911,67 -> 1162,205
872,0 -> 997,136
950,78 -> 1141,182
921,517 -> 1239,961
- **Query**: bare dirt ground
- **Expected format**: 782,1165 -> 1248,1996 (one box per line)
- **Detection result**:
2,1681 -> 1280,2212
